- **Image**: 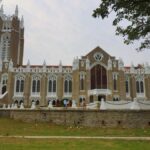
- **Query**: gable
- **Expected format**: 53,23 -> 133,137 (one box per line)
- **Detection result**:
82,46 -> 115,66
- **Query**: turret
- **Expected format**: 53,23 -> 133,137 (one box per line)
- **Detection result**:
0,5 -> 3,15
8,59 -> 13,72
130,62 -> 135,74
118,58 -> 124,71
43,60 -> 46,72
72,57 -> 79,70
86,57 -> 90,70
59,60 -> 62,73
145,62 -> 150,74
108,57 -> 112,70
26,60 -> 30,72
20,16 -> 24,28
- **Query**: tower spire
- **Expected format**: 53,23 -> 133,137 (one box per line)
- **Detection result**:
15,5 -> 18,17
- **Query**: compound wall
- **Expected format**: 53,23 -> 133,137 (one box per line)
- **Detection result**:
0,109 -> 150,128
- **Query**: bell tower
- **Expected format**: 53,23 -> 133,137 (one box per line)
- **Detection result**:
0,5 -> 24,66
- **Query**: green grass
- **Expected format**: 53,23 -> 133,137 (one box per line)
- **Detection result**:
0,118 -> 150,150
0,138 -> 150,150
0,118 -> 150,137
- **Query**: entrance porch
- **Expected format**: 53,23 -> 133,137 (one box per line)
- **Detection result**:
88,89 -> 112,102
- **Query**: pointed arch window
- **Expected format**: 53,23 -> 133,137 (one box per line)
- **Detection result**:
16,79 -> 24,93
113,73 -> 118,91
80,72 -> 85,90
80,78 -> 84,90
69,80 -> 72,93
0,33 -> 11,61
37,80 -> 40,92
136,80 -> 144,94
125,81 -> 129,93
31,75 -> 41,94
1,74 -> 8,94
64,75 -> 72,93
140,81 -> 144,93
16,80 -> 20,92
90,64 -> 107,89
32,80 -> 36,92
48,74 -> 57,93
1,74 -> 8,86
15,75 -> 25,94
136,75 -> 145,97
136,81 -> 140,93
125,75 -> 130,97
113,78 -> 117,90
48,80 -> 52,92
64,80 -> 68,93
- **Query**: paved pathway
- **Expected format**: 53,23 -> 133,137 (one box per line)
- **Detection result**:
0,136 -> 150,140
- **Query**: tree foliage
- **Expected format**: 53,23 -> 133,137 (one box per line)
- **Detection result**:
93,0 -> 150,51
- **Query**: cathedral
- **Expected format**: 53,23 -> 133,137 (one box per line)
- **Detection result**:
0,5 -> 150,108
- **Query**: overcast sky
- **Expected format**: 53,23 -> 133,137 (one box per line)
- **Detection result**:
1,0 -> 150,66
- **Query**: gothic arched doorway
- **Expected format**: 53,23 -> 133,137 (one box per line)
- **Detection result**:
98,95 -> 106,101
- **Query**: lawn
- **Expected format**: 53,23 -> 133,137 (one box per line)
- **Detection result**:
0,118 -> 150,137
0,138 -> 150,150
1,118 -> 150,150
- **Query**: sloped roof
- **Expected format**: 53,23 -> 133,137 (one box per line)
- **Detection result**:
84,46 -> 113,58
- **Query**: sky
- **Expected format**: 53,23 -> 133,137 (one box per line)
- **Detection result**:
1,0 -> 150,66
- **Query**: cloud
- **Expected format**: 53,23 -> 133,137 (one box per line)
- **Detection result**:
1,0 -> 150,65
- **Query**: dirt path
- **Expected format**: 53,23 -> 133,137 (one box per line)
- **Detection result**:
0,136 -> 150,140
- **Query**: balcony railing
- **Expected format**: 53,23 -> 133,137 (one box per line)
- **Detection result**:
30,92 -> 40,97
63,92 -> 72,98
13,92 -> 24,97
88,89 -> 112,96
136,93 -> 145,98
47,92 -> 57,98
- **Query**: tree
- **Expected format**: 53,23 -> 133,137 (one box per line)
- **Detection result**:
93,0 -> 150,51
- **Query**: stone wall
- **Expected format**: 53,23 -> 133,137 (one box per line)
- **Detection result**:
0,109 -> 150,128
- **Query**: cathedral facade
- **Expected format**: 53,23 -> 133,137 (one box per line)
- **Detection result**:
0,6 -> 150,107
